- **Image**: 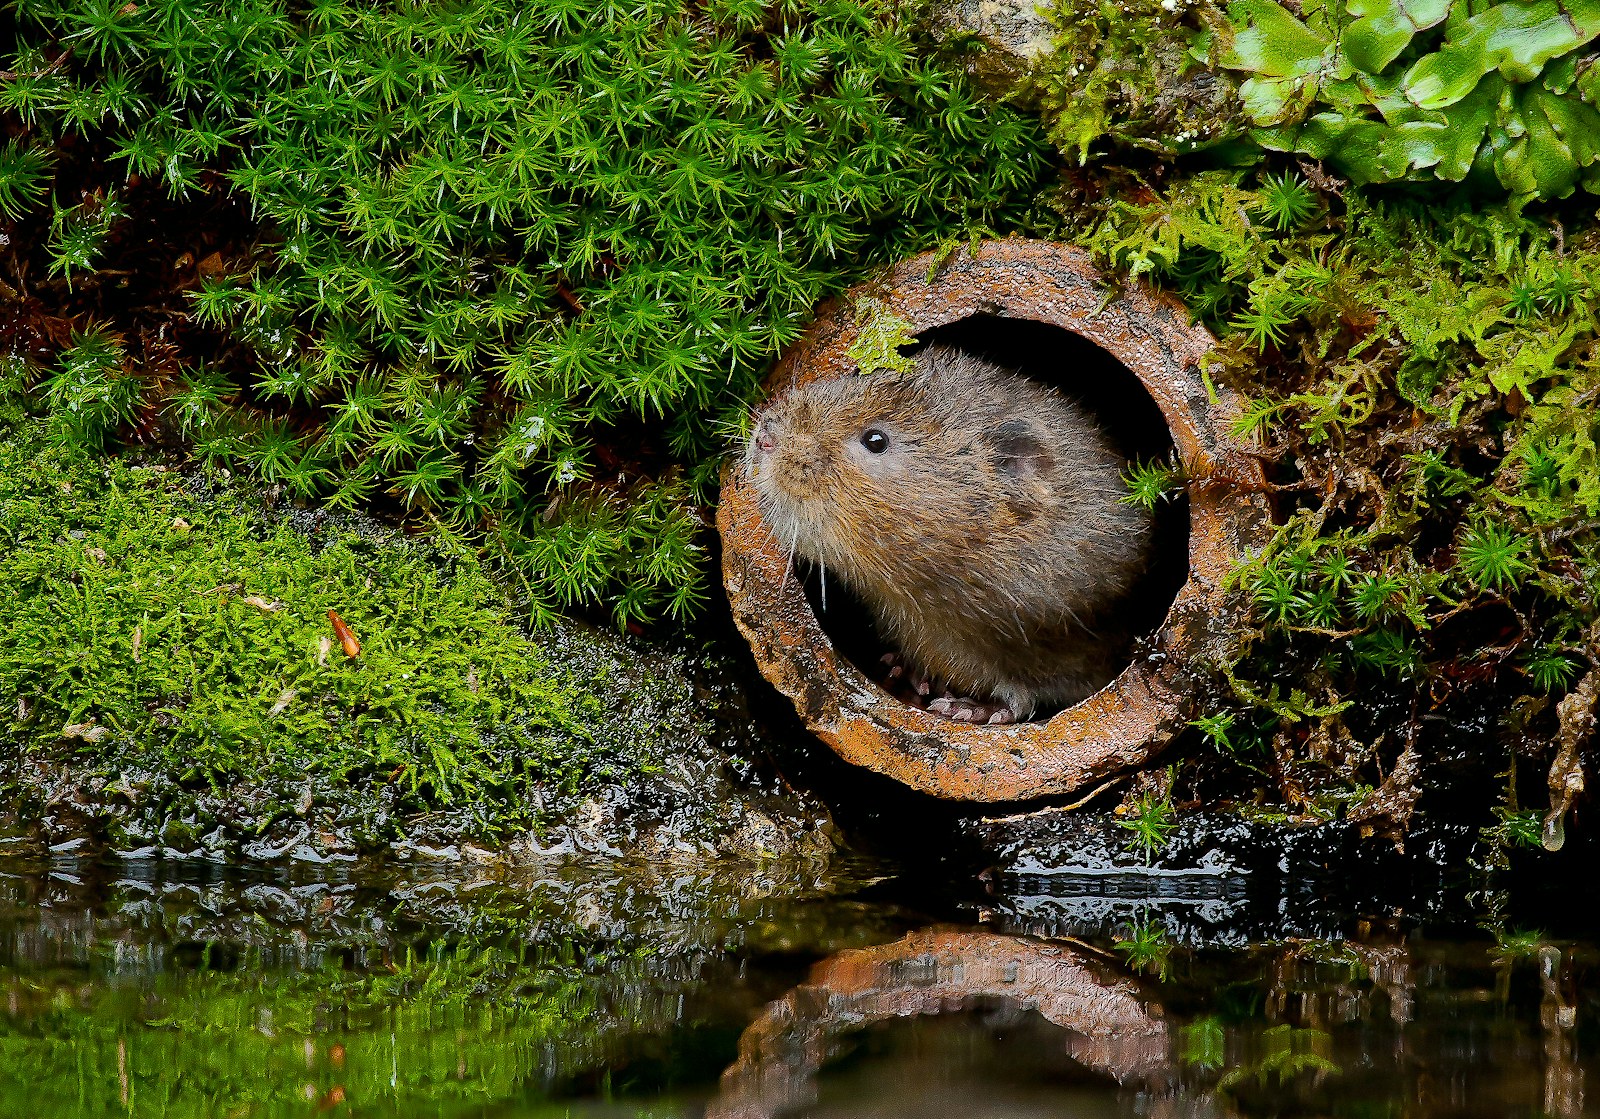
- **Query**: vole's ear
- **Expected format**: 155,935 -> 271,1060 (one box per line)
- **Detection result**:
986,418 -> 1052,478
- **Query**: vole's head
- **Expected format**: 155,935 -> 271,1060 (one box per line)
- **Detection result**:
742,347 -> 1056,584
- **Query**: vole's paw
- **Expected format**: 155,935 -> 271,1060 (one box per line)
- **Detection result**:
880,651 -> 904,681
927,696 -> 1015,725
880,652 -> 933,697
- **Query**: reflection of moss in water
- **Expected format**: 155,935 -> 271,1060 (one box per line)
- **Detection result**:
0,941 -> 658,1117
0,858 -> 905,1117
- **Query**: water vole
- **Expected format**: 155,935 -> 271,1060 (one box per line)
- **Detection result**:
743,345 -> 1154,724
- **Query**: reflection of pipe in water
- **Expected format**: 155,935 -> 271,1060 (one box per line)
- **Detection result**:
1541,945 -> 1584,1119
705,928 -> 1175,1119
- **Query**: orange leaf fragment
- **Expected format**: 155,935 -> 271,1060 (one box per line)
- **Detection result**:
327,609 -> 361,658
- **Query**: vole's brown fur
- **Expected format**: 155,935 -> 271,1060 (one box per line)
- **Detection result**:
744,346 -> 1154,723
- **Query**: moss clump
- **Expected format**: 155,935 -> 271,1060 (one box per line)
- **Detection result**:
1029,167 -> 1600,842
3,0 -> 1049,623
1016,2 -> 1600,846
845,299 -> 921,376
1026,0 -> 1243,162
0,396 -> 682,843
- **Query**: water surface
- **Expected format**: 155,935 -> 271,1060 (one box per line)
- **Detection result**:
0,849 -> 1595,1117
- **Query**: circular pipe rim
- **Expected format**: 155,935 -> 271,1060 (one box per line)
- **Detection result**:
718,240 -> 1270,802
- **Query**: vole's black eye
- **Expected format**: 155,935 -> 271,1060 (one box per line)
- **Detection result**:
860,429 -> 889,454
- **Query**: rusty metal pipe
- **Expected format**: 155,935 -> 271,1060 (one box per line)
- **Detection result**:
718,241 -> 1269,801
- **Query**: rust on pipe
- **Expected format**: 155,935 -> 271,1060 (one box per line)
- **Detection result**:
718,240 -> 1270,801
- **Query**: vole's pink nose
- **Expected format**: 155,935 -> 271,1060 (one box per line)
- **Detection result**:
754,418 -> 777,454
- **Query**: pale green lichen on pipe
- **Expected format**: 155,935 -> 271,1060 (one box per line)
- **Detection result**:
845,299 -> 920,376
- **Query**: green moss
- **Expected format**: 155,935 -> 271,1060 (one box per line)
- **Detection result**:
1118,788 -> 1178,861
1485,806 -> 1545,849
0,409 -> 660,833
1025,0 -> 1242,161
1027,166 -> 1600,832
4,0 -> 1050,622
1120,456 -> 1185,511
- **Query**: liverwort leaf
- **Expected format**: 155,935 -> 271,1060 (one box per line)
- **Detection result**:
1506,82 -> 1600,197
1403,0 -> 1600,110
1225,0 -> 1331,71
1344,0 -> 1451,74
1223,0 -> 1338,124
1432,79 -> 1500,179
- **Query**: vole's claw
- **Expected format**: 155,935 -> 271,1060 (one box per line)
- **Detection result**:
879,651 -> 905,682
928,695 -> 1014,724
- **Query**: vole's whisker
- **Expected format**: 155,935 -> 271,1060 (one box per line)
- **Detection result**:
783,524 -> 800,587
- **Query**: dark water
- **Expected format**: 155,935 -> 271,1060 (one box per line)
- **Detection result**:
1,845 -> 1597,1118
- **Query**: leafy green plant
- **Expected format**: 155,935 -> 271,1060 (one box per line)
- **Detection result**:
46,187 -> 125,283
1114,918 -> 1174,977
1524,645 -> 1579,691
1456,516 -> 1535,592
1215,0 -> 1600,200
5,0 -> 1048,622
1119,789 -> 1179,860
1351,628 -> 1423,678
0,139 -> 51,218
1253,169 -> 1318,230
1120,456 -> 1184,510
1485,805 -> 1545,849
38,323 -> 141,449
1191,710 -> 1239,749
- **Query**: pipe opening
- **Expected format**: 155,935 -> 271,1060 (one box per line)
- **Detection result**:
795,314 -> 1191,723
